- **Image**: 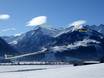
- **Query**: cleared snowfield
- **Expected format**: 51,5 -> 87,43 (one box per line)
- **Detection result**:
0,64 -> 104,78
0,65 -> 71,73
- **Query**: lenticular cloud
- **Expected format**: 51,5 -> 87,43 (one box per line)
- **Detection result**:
0,14 -> 10,20
69,20 -> 86,30
70,20 -> 86,26
27,16 -> 47,26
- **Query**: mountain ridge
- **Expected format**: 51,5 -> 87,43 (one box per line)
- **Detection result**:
1,24 -> 104,62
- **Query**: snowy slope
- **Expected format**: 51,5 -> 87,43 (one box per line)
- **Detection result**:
0,64 -> 104,78
0,65 -> 68,73
0,37 -> 18,57
2,33 -> 25,45
1,25 -> 104,61
2,26 -> 60,53
86,24 -> 104,35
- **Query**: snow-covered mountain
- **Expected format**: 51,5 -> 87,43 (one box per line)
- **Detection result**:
19,25 -> 104,61
86,24 -> 104,35
2,25 -> 104,62
2,26 -> 61,54
47,25 -> 104,61
0,37 -> 18,58
2,26 -> 60,45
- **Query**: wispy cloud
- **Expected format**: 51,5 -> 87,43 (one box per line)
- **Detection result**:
51,39 -> 100,52
14,33 -> 22,36
0,14 -> 10,20
26,16 -> 47,26
0,28 -> 16,33
69,20 -> 87,30
70,20 -> 86,26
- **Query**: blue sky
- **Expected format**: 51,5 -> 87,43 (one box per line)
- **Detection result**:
0,0 -> 104,36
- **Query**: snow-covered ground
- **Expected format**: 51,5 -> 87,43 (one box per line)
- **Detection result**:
0,64 -> 104,78
0,65 -> 71,73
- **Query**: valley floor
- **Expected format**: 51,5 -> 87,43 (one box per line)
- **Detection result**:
0,63 -> 104,78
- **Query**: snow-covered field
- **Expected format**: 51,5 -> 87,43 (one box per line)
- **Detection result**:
0,64 -> 104,78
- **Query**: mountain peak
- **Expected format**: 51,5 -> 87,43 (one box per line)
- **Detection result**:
32,26 -> 60,36
72,25 -> 85,31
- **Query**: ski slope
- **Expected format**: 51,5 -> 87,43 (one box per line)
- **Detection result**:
6,48 -> 47,59
0,64 -> 104,78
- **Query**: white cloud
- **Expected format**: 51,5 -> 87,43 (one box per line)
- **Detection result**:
0,28 -> 16,33
14,33 -> 22,37
51,39 -> 100,52
70,20 -> 86,26
0,14 -> 10,20
67,39 -> 100,49
69,20 -> 86,30
26,16 -> 47,26
9,40 -> 18,45
52,46 -> 67,52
